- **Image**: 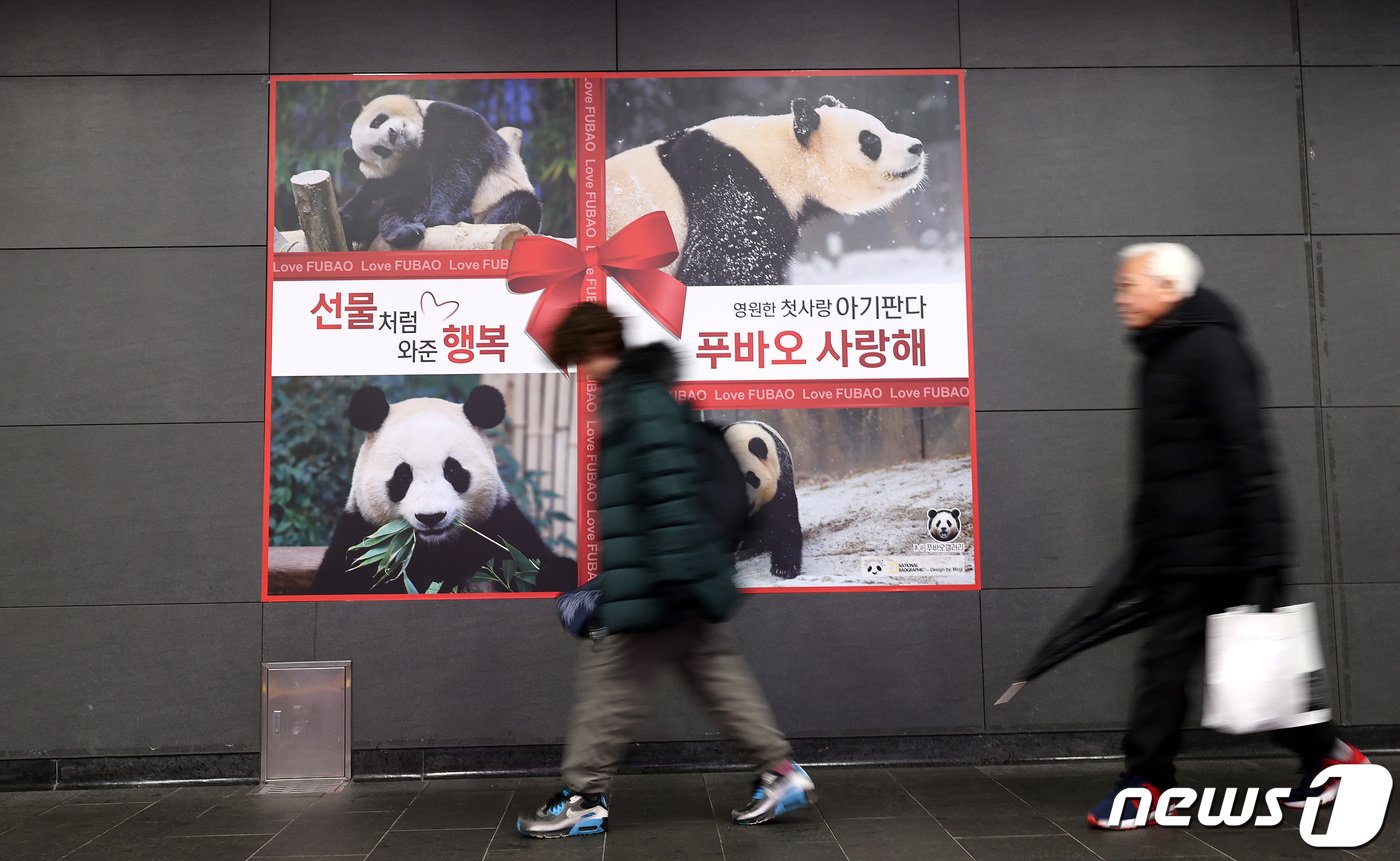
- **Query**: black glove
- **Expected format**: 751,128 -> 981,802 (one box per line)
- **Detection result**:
1248,567 -> 1288,612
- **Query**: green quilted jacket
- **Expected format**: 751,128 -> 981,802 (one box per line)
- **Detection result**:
594,343 -> 738,633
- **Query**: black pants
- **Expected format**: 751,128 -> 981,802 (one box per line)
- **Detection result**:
1124,575 -> 1336,787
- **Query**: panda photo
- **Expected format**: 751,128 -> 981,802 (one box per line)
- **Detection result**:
928,508 -> 961,543
722,420 -> 803,579
271,80 -> 577,250
606,94 -> 926,285
310,384 -> 577,595
336,94 -> 543,248
694,405 -> 975,588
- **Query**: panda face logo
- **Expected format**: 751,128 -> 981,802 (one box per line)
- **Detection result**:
865,560 -> 884,577
927,508 -> 961,542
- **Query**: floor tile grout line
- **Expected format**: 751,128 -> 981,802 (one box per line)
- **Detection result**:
479,786 -> 519,861
241,798 -> 307,861
702,771 -> 729,861
53,798 -> 162,860
886,769 -> 977,858
809,778 -> 853,861
1183,825 -> 1240,861
980,769 -> 1106,859
359,804 -> 409,860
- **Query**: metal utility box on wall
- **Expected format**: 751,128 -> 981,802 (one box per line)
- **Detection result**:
261,661 -> 352,785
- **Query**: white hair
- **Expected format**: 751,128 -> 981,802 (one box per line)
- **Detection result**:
1117,243 -> 1202,297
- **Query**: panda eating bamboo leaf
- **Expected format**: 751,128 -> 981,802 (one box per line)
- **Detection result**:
310,384 -> 578,595
336,94 -> 543,249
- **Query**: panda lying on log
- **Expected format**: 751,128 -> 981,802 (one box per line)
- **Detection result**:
336,95 -> 543,249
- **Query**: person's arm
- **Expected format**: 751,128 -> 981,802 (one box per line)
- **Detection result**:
627,386 -> 705,574
1197,328 -> 1288,572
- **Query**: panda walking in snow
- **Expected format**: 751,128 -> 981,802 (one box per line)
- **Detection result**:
310,384 -> 577,595
336,94 -> 543,249
606,95 -> 926,285
722,421 -> 803,579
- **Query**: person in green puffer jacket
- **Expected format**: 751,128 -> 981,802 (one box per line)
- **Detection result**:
516,302 -> 816,840
593,336 -> 737,632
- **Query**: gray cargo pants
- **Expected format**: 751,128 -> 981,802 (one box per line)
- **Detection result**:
560,617 -> 793,795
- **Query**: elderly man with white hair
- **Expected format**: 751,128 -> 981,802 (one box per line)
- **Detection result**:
1087,243 -> 1368,829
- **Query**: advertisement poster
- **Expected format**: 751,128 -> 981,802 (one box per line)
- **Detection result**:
264,71 -> 975,601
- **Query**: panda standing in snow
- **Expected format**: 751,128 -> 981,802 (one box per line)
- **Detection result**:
606,95 -> 926,285
722,421 -> 803,579
310,384 -> 577,595
336,94 -> 543,249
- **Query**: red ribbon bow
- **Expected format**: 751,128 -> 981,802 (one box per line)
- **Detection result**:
507,211 -> 688,366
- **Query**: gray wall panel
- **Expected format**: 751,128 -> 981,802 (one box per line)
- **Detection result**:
0,77 -> 267,249
1272,410 -> 1329,585
262,603 -> 317,664
967,68 -> 1305,238
0,424 -> 265,607
975,410 -> 1133,590
528,592 -> 985,741
1339,584 -> 1400,725
982,587 -> 1139,730
1315,237 -> 1400,407
977,409 -> 1326,590
315,600 -> 578,747
0,0 -> 269,75
2,2 -> 1400,767
972,236 -> 1315,411
0,248 -> 265,426
1303,69 -> 1400,235
731,593 -> 984,736
962,0 -> 1296,68
0,604 -> 261,758
269,0 -> 616,73
1327,408 -> 1400,584
617,0 -> 960,71
1300,0 -> 1400,65
316,593 -> 981,748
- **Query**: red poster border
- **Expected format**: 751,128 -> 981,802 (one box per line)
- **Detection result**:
262,68 -> 977,601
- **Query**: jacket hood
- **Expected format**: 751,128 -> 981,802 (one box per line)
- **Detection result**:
1133,285 -> 1239,354
610,341 -> 680,387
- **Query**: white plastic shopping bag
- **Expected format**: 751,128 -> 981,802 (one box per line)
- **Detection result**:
1202,602 -> 1331,735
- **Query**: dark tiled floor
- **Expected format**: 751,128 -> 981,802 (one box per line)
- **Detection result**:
0,755 -> 1395,860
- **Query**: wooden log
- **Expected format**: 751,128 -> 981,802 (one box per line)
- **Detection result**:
272,229 -> 308,253
367,222 -> 532,251
290,170 -> 348,252
267,546 -> 327,595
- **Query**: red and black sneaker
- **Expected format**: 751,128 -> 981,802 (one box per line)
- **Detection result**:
1087,773 -> 1167,830
1284,740 -> 1370,809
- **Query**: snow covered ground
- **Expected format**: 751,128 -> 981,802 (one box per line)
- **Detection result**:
790,247 -> 967,286
735,455 -> 975,588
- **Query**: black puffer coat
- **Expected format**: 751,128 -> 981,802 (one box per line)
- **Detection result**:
1130,286 -> 1288,577
593,343 -> 738,633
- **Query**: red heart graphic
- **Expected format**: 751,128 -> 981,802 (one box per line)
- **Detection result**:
420,291 -> 460,322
